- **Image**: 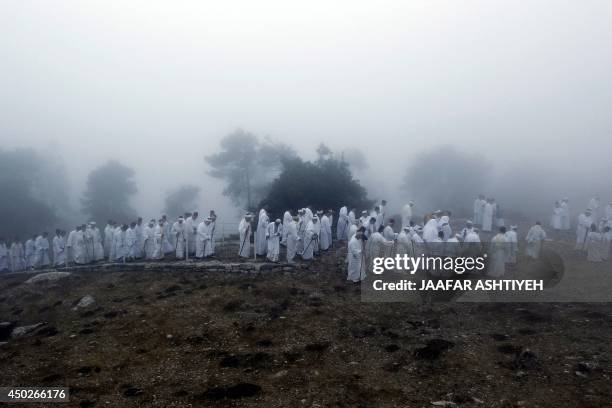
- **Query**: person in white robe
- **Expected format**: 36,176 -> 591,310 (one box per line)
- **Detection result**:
505,225 -> 519,264
265,219 -> 283,262
134,218 -> 144,259
337,206 -> 349,241
312,215 -> 322,254
494,200 -> 505,228
401,201 -> 414,229
365,217 -> 377,241
602,226 -> 611,261
255,208 -> 269,257
551,202 -> 562,230
184,212 -> 199,256
65,228 -> 75,264
73,227 -> 87,265
396,227 -> 414,258
52,230 -> 66,267
35,232 -> 51,268
152,220 -> 165,260
295,209 -> 306,254
171,217 -> 189,259
319,212 -> 332,251
125,222 -> 137,261
575,210 -> 593,250
560,199 -> 571,230
347,232 -> 366,283
348,208 -> 357,226
143,220 -> 156,259
9,238 -> 26,272
196,217 -> 214,258
113,224 -> 128,262
368,227 -> 394,270
473,195 -> 485,226
482,199 -> 494,232
488,227 -> 508,278
423,217 -> 439,242
439,216 -> 452,240
302,217 -> 319,260
0,239 -> 8,272
238,213 -> 253,258
25,236 -> 36,269
586,224 -> 603,262
605,202 -> 612,227
89,223 -> 104,261
286,216 -> 300,263
588,195 -> 601,223
525,222 -> 547,259
160,215 -> 174,254
383,219 -> 397,241
103,220 -> 114,258
359,211 -> 369,228
84,223 -> 94,263
281,211 -> 292,246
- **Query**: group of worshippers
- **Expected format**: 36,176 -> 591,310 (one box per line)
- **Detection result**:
550,198 -> 572,230
573,199 -> 612,263
0,211 -> 219,272
473,195 -> 504,232
238,207 -> 336,263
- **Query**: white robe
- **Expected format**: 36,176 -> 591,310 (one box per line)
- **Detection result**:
152,224 -> 165,259
281,211 -> 292,245
10,242 -> 26,271
238,219 -> 252,258
575,214 -> 593,250
473,199 -> 484,226
103,224 -> 113,258
255,210 -> 269,256
0,243 -> 8,271
35,235 -> 50,267
505,230 -> 518,263
347,236 -> 365,282
560,201 -> 571,230
185,216 -> 199,255
482,203 -> 494,232
73,231 -> 87,264
487,233 -> 507,278
337,206 -> 349,241
586,231 -> 603,262
285,220 -> 299,263
401,204 -> 413,229
143,226 -> 156,259
135,223 -> 144,258
395,231 -> 414,257
602,231 -> 611,261
196,222 -> 214,258
383,225 -> 396,241
266,222 -> 282,262
525,225 -> 546,259
126,228 -> 137,259
171,222 -> 189,258
114,229 -> 127,261
302,221 -> 317,260
84,227 -> 94,262
162,221 -> 174,254
53,236 -> 66,266
423,219 -> 439,242
320,215 -> 332,250
551,207 -> 562,230
25,239 -> 36,268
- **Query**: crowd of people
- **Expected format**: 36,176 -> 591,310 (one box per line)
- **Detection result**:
0,196 -> 610,281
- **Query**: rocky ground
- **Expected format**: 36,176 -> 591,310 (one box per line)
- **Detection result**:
1,240 -> 611,408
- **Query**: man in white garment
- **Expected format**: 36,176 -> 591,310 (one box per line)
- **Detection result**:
473,195 -> 485,226
160,215 -> 174,255
114,224 -> 128,262
302,217 -> 318,260
575,209 -> 593,250
551,202 -> 562,230
337,206 -> 349,241
585,224 -> 603,262
196,217 -> 214,258
605,202 -> 612,228
383,219 -> 396,241
319,212 -> 332,251
84,223 -> 94,263
0,238 -> 8,272
296,209 -> 306,255
588,195 -> 601,223
286,215 -> 300,263
35,232 -> 51,268
401,201 -> 414,229
379,200 -> 387,226
348,208 -> 357,227
482,198 -> 494,232
505,225 -> 518,264
171,217 -> 189,259
9,238 -> 26,272
152,219 -> 165,260
560,198 -> 571,230
125,222 -> 137,261
65,227 -> 76,264
238,213 -> 253,258
347,232 -> 366,283
184,212 -> 199,256
143,220 -> 156,259
461,221 -> 475,241
602,226 -> 611,261
266,219 -> 283,262
104,220 -> 114,259
281,211 -> 292,246
371,206 -> 382,231
256,208 -> 269,257
135,217 -> 144,259
89,222 -> 104,262
73,226 -> 87,265
525,222 -> 547,259
423,217 -> 439,242
25,235 -> 36,269
396,227 -> 414,258
488,227 -> 508,278
52,229 -> 66,267
439,215 -> 452,240
368,226 -> 394,270
359,211 -> 369,228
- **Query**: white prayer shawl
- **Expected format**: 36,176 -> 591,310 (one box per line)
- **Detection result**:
196,222 -> 214,258
171,222 -> 189,258
575,214 -> 593,250
238,219 -> 252,258
319,215 -> 332,250
266,222 -> 283,262
126,228 -> 137,259
337,206 -> 349,241
0,243 -> 8,271
114,229 -> 127,261
368,232 -> 393,263
396,231 -> 414,257
525,225 -> 546,259
504,230 -> 518,263
281,211 -> 292,244
143,226 -> 156,259
256,210 -> 269,256
551,207 -> 562,230
185,216 -> 198,254
304,208 -> 313,224
586,232 -> 603,262
383,226 -> 396,241
152,224 -> 165,259
347,236 -> 365,282
401,204 -> 413,229
103,224 -> 113,257
25,239 -> 36,268
423,219 -> 439,242
347,224 -> 358,242
487,233 -> 508,278
348,210 -> 356,226
162,221 -> 173,254
35,235 -> 50,267
482,203 -> 494,232
285,220 -> 299,263
53,236 -> 66,266
302,221 -> 317,260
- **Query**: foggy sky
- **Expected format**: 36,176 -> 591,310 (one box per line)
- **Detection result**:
1,1 -> 611,221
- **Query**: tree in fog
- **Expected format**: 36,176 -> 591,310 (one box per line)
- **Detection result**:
340,148 -> 369,172
0,149 -> 60,238
402,146 -> 491,216
163,184 -> 201,219
259,151 -> 373,216
81,160 -> 137,223
205,129 -> 296,210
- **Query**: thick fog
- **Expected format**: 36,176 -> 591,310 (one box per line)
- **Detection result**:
1,1 -> 611,225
